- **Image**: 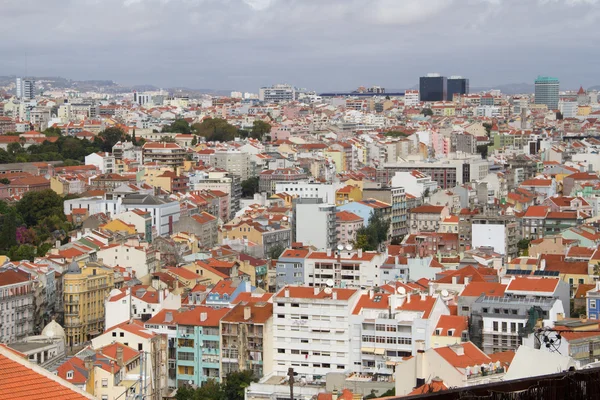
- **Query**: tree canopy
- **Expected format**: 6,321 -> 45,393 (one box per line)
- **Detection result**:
353,212 -> 390,251
95,126 -> 126,152
192,118 -> 239,142
421,108 -> 433,117
241,177 -> 259,198
384,130 -> 409,138
163,119 -> 192,134
175,371 -> 256,400
250,120 -> 271,140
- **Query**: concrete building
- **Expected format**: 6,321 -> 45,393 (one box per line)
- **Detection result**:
209,150 -> 251,182
294,198 -> 337,251
274,181 -> 342,203
471,213 -> 520,261
336,211 -> 364,247
220,302 -> 273,379
259,84 -> 296,103
272,286 -> 360,381
275,246 -> 312,290
535,76 -> 559,110
85,152 -> 115,174
0,267 -> 35,343
142,142 -> 186,168
63,262 -> 115,347
259,168 -> 308,196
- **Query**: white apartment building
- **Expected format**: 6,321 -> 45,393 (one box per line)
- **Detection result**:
295,199 -> 337,251
275,181 -> 343,203
390,170 -> 438,197
85,152 -> 115,174
209,150 -> 251,182
97,243 -> 159,279
272,286 -> 360,380
104,286 -> 181,330
0,268 -> 35,343
350,291 -> 449,375
304,249 -> 387,288
404,90 -> 420,107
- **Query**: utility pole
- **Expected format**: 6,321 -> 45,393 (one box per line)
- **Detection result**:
287,367 -> 295,400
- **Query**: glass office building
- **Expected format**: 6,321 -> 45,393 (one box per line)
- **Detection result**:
447,76 -> 469,101
419,73 -> 447,102
534,76 -> 559,110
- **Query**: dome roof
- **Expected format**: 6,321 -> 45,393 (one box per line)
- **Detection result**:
41,320 -> 66,341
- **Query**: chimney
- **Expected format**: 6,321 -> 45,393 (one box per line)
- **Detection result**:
451,344 -> 465,356
415,340 -> 426,388
428,283 -> 434,296
389,294 -> 406,310
159,289 -> 164,304
165,311 -> 173,323
464,276 -> 470,286
84,356 -> 93,372
284,289 -> 290,298
406,293 -> 411,303
314,286 -> 320,295
332,291 -> 338,300
420,293 -> 427,301
116,345 -> 124,367
200,312 -> 208,322
369,289 -> 374,299
395,256 -> 399,265
326,248 -> 332,257
244,306 -> 251,321
540,259 -> 546,271
452,276 -> 458,285
358,248 -> 363,258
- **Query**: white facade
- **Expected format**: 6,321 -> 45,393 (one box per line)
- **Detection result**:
303,249 -> 387,288
275,182 -> 342,203
390,171 -> 438,197
295,202 -> 337,251
272,287 -> 360,381
404,90 -> 420,107
471,223 -> 506,256
97,244 -> 158,278
104,287 -> 181,330
85,152 -> 115,174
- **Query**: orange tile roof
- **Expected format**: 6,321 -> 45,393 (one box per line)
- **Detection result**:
505,277 -> 559,293
408,379 -> 447,395
336,210 -> 363,222
275,286 -> 357,301
352,292 -> 390,315
434,265 -> 489,284
397,295 -> 437,318
434,342 -> 491,369
231,292 -> 273,304
460,282 -> 507,297
0,346 -> 92,400
434,315 -> 468,337
280,248 -> 310,258
176,306 -> 230,326
410,204 -> 446,214
221,302 -> 273,323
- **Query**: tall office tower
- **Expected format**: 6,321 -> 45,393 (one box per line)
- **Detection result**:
534,76 -> 559,110
15,77 -> 22,98
16,79 -> 35,100
447,76 -> 469,101
419,73 -> 447,102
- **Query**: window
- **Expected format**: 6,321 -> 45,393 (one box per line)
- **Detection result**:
579,279 -> 585,285
591,302 -> 596,309
493,321 -> 499,331
120,332 -> 124,337
482,308 -> 488,313
66,371 -> 73,379
102,396 -> 108,400
102,378 -> 108,388
301,339 -> 309,344
278,349 -> 285,354
501,322 -> 507,332
138,343 -> 143,351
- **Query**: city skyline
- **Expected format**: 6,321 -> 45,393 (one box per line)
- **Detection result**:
1,0 -> 599,91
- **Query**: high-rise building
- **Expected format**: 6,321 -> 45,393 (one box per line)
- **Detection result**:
258,84 -> 295,103
534,76 -> 559,110
419,73 -> 447,102
447,76 -> 469,101
15,78 -> 35,100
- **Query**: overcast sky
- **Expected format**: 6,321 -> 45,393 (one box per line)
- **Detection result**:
1,0 -> 599,92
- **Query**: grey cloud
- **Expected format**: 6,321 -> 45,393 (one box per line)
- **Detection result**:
0,0 -> 599,91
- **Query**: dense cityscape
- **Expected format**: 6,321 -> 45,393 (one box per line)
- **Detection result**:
0,66 -> 600,400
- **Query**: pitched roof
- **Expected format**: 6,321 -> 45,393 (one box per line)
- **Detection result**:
410,204 -> 446,214
460,282 -> 507,297
352,292 -> 390,315
221,302 -> 273,324
505,277 -> 559,293
0,345 -> 93,400
434,342 -> 491,369
397,295 -> 437,318
434,315 -> 468,337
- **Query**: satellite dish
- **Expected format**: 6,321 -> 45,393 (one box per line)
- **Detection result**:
345,244 -> 353,251
324,287 -> 333,294
326,279 -> 334,287
337,244 -> 344,251
441,289 -> 449,297
397,287 -> 406,295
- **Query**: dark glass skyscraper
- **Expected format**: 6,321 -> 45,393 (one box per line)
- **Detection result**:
447,76 -> 469,101
419,74 -> 447,102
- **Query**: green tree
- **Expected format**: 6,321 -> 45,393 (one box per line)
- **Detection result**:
250,120 -> 271,141
222,370 -> 256,400
0,177 -> 9,185
163,119 -> 191,134
191,135 -> 198,146
7,142 -> 24,156
175,379 -> 224,400
517,238 -> 531,256
159,136 -> 177,143
96,127 -> 125,152
0,207 -> 19,250
421,108 -> 433,117
268,244 -> 285,260
8,244 -> 36,261
241,177 -> 259,198
16,189 -> 66,227
353,212 -> 390,251
476,144 -> 489,159
237,129 -> 249,139
384,131 -> 408,138
43,127 -> 63,137
483,122 -> 492,137
192,118 -> 238,142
